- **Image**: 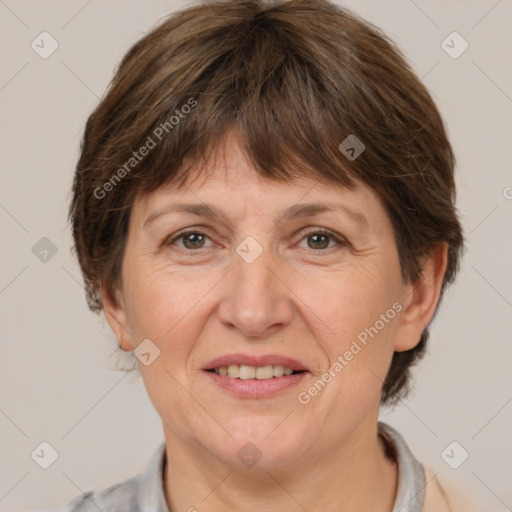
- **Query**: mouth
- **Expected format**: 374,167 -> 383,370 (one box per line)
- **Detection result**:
206,364 -> 306,380
203,354 -> 310,398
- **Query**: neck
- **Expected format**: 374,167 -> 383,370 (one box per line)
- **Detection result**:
162,419 -> 398,512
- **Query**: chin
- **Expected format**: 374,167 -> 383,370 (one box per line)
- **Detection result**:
207,416 -> 310,471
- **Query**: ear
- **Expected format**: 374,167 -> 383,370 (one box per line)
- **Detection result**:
393,242 -> 449,352
99,281 -> 135,352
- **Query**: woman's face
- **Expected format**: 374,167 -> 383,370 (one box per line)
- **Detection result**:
104,132 -> 432,470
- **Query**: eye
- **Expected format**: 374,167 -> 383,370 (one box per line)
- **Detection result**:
164,228 -> 347,253
166,230 -> 213,250
298,229 -> 347,251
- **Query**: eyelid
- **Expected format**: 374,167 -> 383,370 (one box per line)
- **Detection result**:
164,228 -> 215,249
164,226 -> 348,252
296,227 -> 348,249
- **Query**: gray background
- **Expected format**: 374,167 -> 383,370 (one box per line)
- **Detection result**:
1,0 -> 511,510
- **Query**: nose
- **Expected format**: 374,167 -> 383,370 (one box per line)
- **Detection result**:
217,247 -> 294,339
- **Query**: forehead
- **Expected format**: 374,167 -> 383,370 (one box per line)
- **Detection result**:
132,130 -> 385,229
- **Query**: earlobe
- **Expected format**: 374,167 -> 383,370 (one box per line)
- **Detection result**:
99,282 -> 135,352
393,242 -> 449,352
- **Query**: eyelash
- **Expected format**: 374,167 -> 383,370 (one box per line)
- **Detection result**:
164,228 -> 348,254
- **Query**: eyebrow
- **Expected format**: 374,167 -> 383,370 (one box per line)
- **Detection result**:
143,201 -> 369,229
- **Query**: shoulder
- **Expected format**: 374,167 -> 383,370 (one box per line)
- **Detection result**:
422,466 -> 488,512
58,475 -> 140,512
56,442 -> 168,512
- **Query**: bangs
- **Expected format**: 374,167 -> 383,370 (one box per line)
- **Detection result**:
101,9 -> 362,198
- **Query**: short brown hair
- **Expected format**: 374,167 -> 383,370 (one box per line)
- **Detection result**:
69,0 -> 465,405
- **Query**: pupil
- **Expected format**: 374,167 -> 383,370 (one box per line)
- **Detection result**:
309,234 -> 328,249
185,233 -> 204,249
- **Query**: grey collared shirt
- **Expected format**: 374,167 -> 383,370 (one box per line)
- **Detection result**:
59,422 -> 425,512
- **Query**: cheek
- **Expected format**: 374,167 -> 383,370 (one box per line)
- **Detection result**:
298,266 -> 399,401
123,259 -> 202,338
308,265 -> 397,345
122,260 -> 223,381
122,265 -> 212,437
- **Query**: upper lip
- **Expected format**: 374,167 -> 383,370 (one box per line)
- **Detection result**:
204,353 -> 310,372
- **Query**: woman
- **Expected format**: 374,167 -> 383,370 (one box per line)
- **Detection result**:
62,0 -> 484,510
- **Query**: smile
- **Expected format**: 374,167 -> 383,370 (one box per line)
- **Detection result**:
208,364 -> 304,380
204,367 -> 309,399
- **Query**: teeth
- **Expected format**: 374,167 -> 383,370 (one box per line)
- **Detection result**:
256,365 -> 274,379
239,365 -> 256,379
273,365 -> 284,377
227,365 -> 239,378
213,364 -> 298,380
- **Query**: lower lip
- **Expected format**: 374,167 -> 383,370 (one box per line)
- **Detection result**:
203,370 -> 309,398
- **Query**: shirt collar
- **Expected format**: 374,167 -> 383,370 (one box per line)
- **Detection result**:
136,422 -> 425,512
137,440 -> 169,512
378,421 -> 426,512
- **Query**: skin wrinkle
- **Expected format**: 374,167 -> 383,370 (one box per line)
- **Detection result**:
70,0 -> 465,412
65,2 -> 466,508
100,132 -> 448,512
